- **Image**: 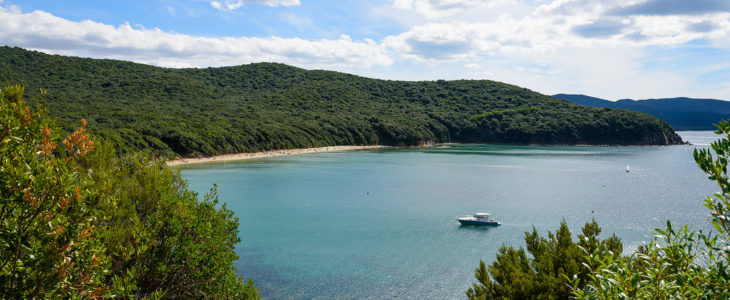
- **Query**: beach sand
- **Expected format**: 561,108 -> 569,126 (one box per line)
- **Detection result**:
166,145 -> 390,166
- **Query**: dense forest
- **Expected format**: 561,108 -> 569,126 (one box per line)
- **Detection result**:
554,93 -> 730,130
0,47 -> 681,158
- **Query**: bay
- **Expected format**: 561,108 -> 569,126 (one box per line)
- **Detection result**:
181,131 -> 719,299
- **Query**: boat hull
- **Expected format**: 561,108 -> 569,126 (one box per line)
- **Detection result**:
458,219 -> 501,226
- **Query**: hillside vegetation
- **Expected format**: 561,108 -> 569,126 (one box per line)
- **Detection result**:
0,47 -> 682,158
554,93 -> 730,130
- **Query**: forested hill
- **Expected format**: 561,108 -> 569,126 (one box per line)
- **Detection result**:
1,46 -> 682,157
554,93 -> 730,130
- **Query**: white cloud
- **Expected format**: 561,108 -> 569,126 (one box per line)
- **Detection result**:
390,0 -> 512,19
1,1 -> 729,99
383,1 -> 730,63
377,0 -> 730,99
210,1 -> 243,11
0,7 -> 391,68
210,0 -> 299,11
251,0 -> 300,7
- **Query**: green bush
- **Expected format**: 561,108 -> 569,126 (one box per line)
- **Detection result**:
0,84 -> 108,297
0,85 -> 258,298
466,220 -> 621,299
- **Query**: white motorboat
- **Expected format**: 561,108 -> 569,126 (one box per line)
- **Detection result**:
457,213 -> 501,226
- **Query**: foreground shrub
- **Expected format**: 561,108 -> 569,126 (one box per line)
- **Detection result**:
466,219 -> 621,299
0,85 -> 107,297
95,151 -> 258,298
0,85 -> 258,298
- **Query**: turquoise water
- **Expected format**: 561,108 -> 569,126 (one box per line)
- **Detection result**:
181,131 -> 719,299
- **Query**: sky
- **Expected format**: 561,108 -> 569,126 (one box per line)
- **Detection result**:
0,0 -> 729,100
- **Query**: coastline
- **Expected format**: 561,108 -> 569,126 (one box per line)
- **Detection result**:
165,136 -> 693,167
165,145 -> 390,166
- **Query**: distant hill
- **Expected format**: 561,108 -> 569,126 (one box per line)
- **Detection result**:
553,94 -> 730,130
0,47 -> 682,157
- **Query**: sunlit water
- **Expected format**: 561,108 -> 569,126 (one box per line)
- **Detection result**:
181,131 -> 719,299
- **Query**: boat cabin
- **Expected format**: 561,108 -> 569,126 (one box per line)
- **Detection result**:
474,213 -> 491,219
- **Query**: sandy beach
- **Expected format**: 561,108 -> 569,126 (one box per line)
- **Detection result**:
166,145 -> 390,166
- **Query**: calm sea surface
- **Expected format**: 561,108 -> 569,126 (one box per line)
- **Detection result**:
181,131 -> 720,299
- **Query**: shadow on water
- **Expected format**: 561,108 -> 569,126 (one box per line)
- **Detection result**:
458,225 -> 500,231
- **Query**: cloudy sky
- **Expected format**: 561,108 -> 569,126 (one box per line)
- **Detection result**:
1,0 -> 729,100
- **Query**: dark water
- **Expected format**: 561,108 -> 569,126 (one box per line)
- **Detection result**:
181,131 -> 719,299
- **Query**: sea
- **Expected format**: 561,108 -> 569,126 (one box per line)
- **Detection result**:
181,131 -> 721,299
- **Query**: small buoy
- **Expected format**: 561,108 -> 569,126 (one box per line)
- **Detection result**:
626,165 -> 630,172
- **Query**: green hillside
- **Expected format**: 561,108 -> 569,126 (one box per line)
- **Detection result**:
0,46 -> 682,157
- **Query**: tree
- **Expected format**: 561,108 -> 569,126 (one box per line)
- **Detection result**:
466,219 -> 622,299
0,85 -> 108,297
94,153 -> 259,299
0,85 -> 259,298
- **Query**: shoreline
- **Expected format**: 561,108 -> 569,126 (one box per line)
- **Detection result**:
165,137 -> 696,167
165,145 -> 391,166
